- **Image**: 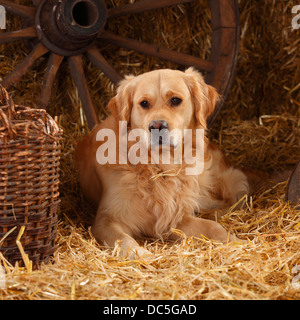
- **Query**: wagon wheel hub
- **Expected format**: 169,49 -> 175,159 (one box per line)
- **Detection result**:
36,0 -> 107,56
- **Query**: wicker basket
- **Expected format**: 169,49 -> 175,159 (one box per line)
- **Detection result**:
0,85 -> 62,268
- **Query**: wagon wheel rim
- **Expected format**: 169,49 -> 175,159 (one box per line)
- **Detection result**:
0,0 -> 239,130
286,160 -> 300,205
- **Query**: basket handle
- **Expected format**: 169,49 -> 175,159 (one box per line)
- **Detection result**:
0,84 -> 17,138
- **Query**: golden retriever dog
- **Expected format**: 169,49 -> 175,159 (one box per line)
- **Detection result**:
75,68 -> 270,259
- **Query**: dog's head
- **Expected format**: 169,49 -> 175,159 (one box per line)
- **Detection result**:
108,68 -> 219,148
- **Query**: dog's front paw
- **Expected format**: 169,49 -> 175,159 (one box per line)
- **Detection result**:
114,242 -> 154,260
228,233 -> 247,244
126,247 -> 154,260
112,237 -> 154,260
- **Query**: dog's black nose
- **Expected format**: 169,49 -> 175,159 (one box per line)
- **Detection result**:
148,120 -> 169,132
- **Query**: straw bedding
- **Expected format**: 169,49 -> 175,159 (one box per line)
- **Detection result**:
0,0 -> 299,300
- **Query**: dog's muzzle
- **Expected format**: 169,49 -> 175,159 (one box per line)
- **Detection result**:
148,120 -> 171,147
148,120 -> 169,132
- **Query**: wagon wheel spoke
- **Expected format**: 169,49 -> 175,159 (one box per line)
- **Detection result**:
0,26 -> 37,44
68,55 -> 99,129
107,0 -> 196,18
0,0 -> 35,19
1,43 -> 49,89
86,45 -> 123,85
98,30 -> 214,73
39,53 -> 64,109
32,0 -> 42,6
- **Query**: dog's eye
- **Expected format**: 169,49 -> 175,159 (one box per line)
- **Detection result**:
170,97 -> 182,106
140,100 -> 150,109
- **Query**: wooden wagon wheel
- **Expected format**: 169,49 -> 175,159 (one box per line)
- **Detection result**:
286,161 -> 300,205
0,0 -> 239,130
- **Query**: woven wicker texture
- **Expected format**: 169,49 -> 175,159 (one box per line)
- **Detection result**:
0,85 -> 62,267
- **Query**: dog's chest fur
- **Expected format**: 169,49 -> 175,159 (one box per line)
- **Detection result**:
104,164 -> 202,237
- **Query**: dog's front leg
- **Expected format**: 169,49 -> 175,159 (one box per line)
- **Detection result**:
174,215 -> 236,242
92,214 -> 152,259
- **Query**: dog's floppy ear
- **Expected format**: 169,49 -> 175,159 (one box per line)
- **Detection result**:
107,75 -> 135,122
184,67 -> 220,128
